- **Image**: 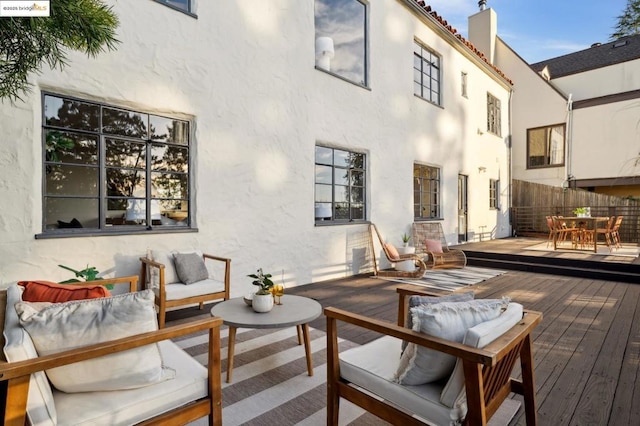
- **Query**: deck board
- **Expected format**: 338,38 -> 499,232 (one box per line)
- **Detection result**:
167,257 -> 640,425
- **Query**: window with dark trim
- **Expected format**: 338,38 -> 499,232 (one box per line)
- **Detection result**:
489,179 -> 498,209
527,124 -> 565,168
414,164 -> 441,219
314,0 -> 368,86
487,93 -> 501,136
42,93 -> 192,235
154,0 -> 193,15
315,145 -> 366,223
413,40 -> 441,105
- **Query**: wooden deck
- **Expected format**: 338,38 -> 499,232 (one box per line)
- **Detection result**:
167,237 -> 640,425
285,270 -> 640,425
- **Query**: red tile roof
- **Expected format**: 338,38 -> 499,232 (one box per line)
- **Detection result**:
413,1 -> 513,85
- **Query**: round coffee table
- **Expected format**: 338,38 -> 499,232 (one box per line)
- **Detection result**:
210,294 -> 322,383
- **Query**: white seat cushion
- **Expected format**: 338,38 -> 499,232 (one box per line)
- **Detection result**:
340,335 -> 465,425
54,340 -> 209,425
157,278 -> 226,301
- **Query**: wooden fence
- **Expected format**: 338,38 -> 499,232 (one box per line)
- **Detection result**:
511,180 -> 640,243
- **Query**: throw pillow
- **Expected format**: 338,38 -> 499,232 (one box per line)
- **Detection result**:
425,239 -> 444,253
401,291 -> 475,352
394,298 -> 509,385
18,280 -> 110,303
150,250 -> 180,285
16,289 -> 175,393
385,243 -> 400,260
57,218 -> 83,228
173,251 -> 209,284
440,303 -> 524,408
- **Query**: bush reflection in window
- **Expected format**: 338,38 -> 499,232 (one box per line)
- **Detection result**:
43,93 -> 191,233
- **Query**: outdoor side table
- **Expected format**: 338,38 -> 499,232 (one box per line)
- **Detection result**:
210,294 -> 322,383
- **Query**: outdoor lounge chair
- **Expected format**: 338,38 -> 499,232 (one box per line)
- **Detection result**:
412,222 -> 467,269
370,224 -> 427,278
326,286 -> 542,425
140,250 -> 231,328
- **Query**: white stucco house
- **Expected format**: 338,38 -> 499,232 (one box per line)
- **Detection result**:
471,4 -> 640,198
0,0 -> 513,293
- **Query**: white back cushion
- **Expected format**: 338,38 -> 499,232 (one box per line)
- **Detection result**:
440,302 -> 524,407
395,298 -> 509,385
3,284 -> 57,426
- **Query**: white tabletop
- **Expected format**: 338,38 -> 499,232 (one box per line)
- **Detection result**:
210,294 -> 322,329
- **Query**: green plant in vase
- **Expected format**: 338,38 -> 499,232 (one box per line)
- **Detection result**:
401,233 -> 411,247
248,268 -> 275,295
248,268 -> 276,312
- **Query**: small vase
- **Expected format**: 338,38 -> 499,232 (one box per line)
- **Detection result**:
252,293 -> 274,313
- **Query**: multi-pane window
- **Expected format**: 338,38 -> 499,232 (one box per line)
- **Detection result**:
487,93 -> 501,136
489,179 -> 499,209
315,146 -> 366,223
527,124 -> 565,168
42,93 -> 191,234
414,164 -> 441,219
314,0 -> 367,86
154,0 -> 191,14
413,40 -> 441,105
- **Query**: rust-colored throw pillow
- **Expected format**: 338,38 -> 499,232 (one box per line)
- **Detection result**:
18,280 -> 110,303
384,243 -> 400,260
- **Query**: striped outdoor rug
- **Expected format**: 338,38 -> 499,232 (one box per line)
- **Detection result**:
376,266 -> 506,292
176,324 -> 378,426
177,317 -> 520,425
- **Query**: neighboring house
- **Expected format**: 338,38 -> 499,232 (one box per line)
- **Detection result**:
472,2 -> 640,198
0,0 -> 512,292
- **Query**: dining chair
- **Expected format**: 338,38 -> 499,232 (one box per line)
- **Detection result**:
610,216 -> 624,249
596,216 -> 615,251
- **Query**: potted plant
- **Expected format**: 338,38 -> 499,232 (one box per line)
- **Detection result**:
401,233 -> 411,247
247,268 -> 275,312
573,207 -> 588,218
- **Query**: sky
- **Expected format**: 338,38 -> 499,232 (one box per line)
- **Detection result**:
424,0 -> 629,64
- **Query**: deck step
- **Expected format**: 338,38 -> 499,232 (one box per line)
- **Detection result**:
465,251 -> 640,283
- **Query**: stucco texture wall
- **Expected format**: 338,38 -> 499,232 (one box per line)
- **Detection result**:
0,0 -> 511,294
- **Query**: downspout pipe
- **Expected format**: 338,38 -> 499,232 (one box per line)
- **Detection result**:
508,88 -> 514,236
565,93 -> 574,188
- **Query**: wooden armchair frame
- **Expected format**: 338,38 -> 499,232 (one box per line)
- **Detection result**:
140,253 -> 231,328
370,224 -> 427,278
0,278 -> 223,426
412,222 -> 467,269
326,286 -> 541,425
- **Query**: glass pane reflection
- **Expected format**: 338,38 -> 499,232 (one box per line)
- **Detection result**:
315,0 -> 366,85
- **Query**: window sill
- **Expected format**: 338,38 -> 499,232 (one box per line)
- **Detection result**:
35,227 -> 198,239
314,67 -> 370,91
315,220 -> 370,227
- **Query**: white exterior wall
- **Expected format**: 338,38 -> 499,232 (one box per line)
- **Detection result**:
571,98 -> 640,180
553,60 -> 640,100
0,0 -> 510,293
494,39 -> 568,187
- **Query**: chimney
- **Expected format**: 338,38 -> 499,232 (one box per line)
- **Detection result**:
468,4 -> 497,64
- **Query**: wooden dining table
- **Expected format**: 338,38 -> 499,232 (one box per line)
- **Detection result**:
553,216 -> 610,253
